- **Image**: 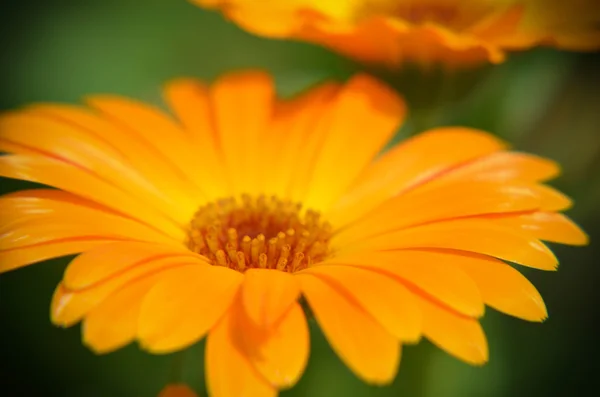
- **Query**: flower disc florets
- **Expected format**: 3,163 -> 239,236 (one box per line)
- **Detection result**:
186,195 -> 332,273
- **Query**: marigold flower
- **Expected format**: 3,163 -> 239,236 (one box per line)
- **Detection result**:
190,0 -> 600,66
159,384 -> 198,397
0,71 -> 587,396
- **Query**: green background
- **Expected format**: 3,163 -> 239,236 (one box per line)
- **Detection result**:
1,1 -> 599,396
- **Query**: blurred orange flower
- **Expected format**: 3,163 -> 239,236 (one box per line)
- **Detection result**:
0,71 -> 587,396
190,0 -> 600,67
159,384 -> 198,397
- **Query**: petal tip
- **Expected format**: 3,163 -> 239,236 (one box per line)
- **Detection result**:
82,336 -> 119,355
571,228 -> 590,246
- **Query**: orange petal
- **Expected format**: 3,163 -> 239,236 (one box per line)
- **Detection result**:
298,274 -> 400,384
0,220 -> 170,253
28,103 -> 209,210
162,78 -> 229,199
206,309 -> 277,397
241,269 -> 300,329
0,189 -> 180,251
338,218 -> 558,270
0,110 -> 120,165
51,259 -> 201,327
163,79 -> 218,145
0,111 -> 197,225
296,10 -> 504,65
493,212 -> 589,246
0,238 -> 115,273
266,82 -> 340,200
0,203 -> 178,254
158,384 -> 198,397
334,181 -> 541,247
433,152 -> 560,183
328,128 -> 506,227
85,95 -> 210,202
451,252 -> 547,322
235,301 -> 309,388
0,155 -> 184,238
418,296 -> 488,365
321,251 -> 484,318
138,266 -> 243,353
209,71 -> 274,196
82,269 -> 176,353
301,265 -> 421,342
302,74 -> 405,212
0,190 -> 182,249
468,3 -> 524,38
531,184 -> 572,211
63,241 -> 199,290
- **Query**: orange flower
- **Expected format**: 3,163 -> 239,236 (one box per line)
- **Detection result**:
159,384 -> 198,397
190,0 -> 600,67
0,71 -> 587,396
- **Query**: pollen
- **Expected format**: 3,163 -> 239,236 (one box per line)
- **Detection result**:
186,195 -> 333,273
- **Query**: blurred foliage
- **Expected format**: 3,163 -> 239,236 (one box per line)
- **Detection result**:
1,0 -> 599,397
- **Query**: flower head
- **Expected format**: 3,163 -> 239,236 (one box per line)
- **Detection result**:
0,71 -> 587,396
190,0 -> 600,67
159,384 -> 198,397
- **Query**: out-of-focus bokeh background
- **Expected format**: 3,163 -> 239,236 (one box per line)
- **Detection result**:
1,1 -> 599,396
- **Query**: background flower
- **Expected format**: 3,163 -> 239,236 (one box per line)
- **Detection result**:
159,384 -> 199,397
190,0 -> 600,67
1,1 -> 599,397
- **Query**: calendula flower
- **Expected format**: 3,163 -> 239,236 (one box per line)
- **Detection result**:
0,71 -> 587,396
159,384 -> 198,397
189,0 -> 600,66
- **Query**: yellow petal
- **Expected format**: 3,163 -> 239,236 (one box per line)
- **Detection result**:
206,309 -> 277,397
210,71 -> 274,196
329,128 -> 506,227
321,251 -> 484,318
418,296 -> 488,365
298,274 -> 400,384
241,269 -> 300,329
302,74 -> 405,212
138,265 -> 242,354
235,301 -> 309,388
301,265 -> 421,342
338,218 -> 558,270
451,252 -> 547,322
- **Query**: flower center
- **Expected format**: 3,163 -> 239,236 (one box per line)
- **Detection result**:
186,195 -> 332,273
399,3 -> 458,25
358,0 -> 495,30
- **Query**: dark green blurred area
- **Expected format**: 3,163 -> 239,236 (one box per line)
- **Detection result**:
1,0 -> 599,396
